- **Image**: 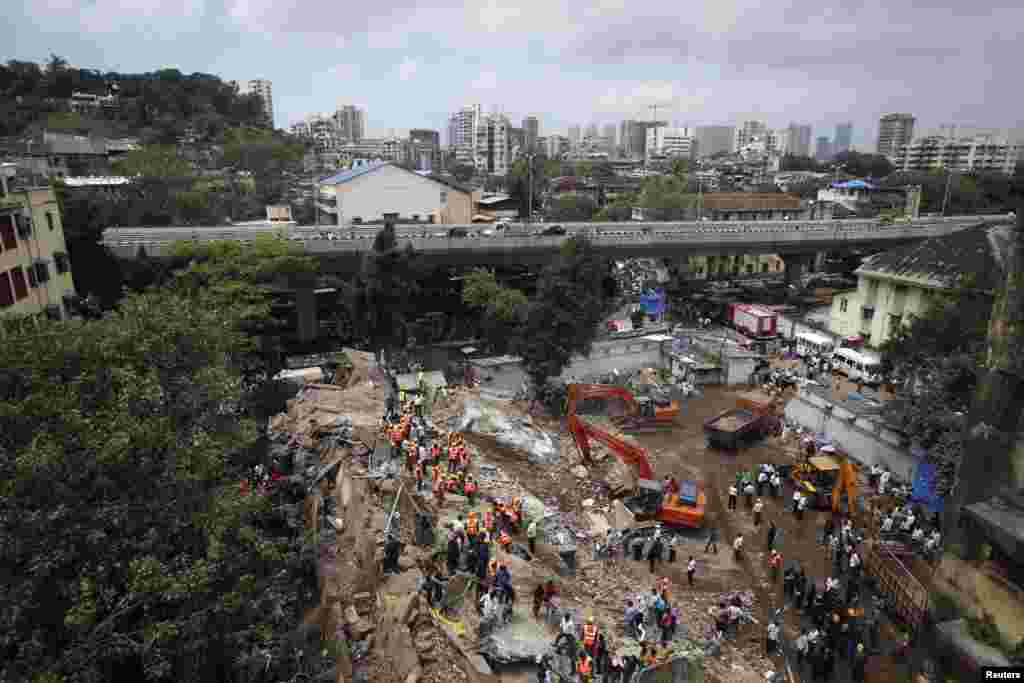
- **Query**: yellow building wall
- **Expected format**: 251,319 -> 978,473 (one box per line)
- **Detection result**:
686,253 -> 785,278
828,273 -> 937,347
0,187 -> 77,319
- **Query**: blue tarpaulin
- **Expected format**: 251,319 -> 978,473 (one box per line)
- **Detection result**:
912,460 -> 944,513
640,290 -> 666,317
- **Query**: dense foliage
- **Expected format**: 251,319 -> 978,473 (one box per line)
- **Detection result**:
350,222 -> 424,356
0,56 -> 267,141
0,237 -> 327,683
513,236 -> 615,388
880,279 -> 994,492
461,269 -> 528,354
881,169 -> 1024,215
832,151 -> 896,179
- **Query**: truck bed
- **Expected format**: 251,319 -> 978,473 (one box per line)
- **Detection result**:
704,408 -> 759,434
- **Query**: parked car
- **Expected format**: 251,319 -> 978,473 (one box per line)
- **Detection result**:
537,225 -> 566,236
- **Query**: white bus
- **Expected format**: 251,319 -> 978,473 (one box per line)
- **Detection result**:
795,332 -> 835,358
830,348 -> 884,385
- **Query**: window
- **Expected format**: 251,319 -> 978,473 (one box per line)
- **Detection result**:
761,263 -> 769,273
46,212 -> 55,231
440,191 -> 448,205
33,260 -> 50,283
746,264 -> 754,274
54,252 -> 70,274
0,271 -> 12,307
10,267 -> 28,300
861,306 -> 874,321
840,298 -> 849,313
0,216 -> 16,250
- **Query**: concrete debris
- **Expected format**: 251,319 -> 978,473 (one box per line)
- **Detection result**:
572,465 -> 590,479
582,497 -> 595,507
478,617 -> 553,665
454,400 -> 560,466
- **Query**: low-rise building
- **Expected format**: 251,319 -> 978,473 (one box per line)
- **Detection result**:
829,222 -> 1013,347
893,133 -> 1023,175
0,173 -> 77,319
317,161 -> 475,225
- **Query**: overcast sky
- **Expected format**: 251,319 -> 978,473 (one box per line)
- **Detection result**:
5,0 -> 1023,147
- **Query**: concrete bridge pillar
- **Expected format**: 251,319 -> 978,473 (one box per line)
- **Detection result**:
783,254 -> 815,286
813,251 -> 827,272
295,287 -> 319,343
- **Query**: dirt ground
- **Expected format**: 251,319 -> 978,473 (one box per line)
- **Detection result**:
289,364 -> 932,683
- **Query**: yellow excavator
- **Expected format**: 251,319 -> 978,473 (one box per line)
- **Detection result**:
791,450 -> 858,514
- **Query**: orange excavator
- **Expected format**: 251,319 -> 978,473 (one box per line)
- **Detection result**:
567,384 -> 705,528
565,383 -> 679,432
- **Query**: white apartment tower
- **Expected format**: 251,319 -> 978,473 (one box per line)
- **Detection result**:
734,120 -> 767,152
448,105 -> 511,174
240,79 -> 274,128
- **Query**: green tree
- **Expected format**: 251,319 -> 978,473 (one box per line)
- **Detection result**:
833,150 -> 895,179
112,146 -> 194,178
780,155 -> 822,172
462,269 -> 528,353
513,236 -> 612,388
636,175 -> 696,219
350,222 -> 422,358
0,280 -> 327,682
547,194 -> 597,221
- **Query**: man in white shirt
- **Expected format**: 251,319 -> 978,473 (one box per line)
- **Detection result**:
757,470 -> 769,496
766,621 -> 780,654
878,469 -> 891,495
796,494 -> 808,519
881,515 -> 894,533
770,473 -> 782,497
911,527 -> 924,544
901,513 -> 916,532
733,534 -> 744,560
687,556 -> 697,586
792,490 -> 802,514
753,499 -> 764,526
728,484 -> 738,511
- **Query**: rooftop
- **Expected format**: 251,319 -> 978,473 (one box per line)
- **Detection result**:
318,161 -> 472,194
856,222 -> 1013,290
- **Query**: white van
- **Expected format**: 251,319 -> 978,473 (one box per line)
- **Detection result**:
830,348 -> 884,385
795,332 -> 835,358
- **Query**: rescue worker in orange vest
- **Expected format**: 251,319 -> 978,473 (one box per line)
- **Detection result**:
577,653 -> 593,682
431,463 -> 441,487
405,441 -> 417,473
582,616 -> 598,656
466,512 -> 479,540
414,461 -> 425,493
464,475 -> 478,506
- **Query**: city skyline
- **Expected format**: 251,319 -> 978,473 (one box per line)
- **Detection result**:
4,0 -> 1023,147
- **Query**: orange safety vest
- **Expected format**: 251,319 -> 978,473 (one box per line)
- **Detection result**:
578,657 -> 592,675
488,559 -> 497,578
432,465 -> 440,483
583,624 -> 597,647
467,516 -> 478,536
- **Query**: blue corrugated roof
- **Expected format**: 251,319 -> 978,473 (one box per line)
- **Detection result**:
319,160 -> 390,185
830,179 -> 877,190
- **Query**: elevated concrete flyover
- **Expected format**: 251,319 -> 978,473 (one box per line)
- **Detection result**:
103,215 -> 1013,275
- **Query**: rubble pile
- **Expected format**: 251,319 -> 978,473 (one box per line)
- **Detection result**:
614,258 -> 669,297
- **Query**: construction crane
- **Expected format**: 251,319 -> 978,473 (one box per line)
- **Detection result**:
567,385 -> 705,528
566,383 -> 679,432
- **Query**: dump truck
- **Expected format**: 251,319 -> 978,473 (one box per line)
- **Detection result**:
703,409 -> 777,450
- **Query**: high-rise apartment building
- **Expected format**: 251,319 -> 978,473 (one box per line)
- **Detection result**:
408,129 -> 441,172
833,122 -> 853,155
876,113 -> 916,158
568,125 -> 581,149
693,126 -> 735,157
646,127 -> 695,158
815,136 -> 833,161
785,123 -> 812,157
601,123 -> 617,155
239,79 -> 274,128
335,105 -> 365,142
448,105 -> 478,166
734,121 -> 768,152
473,111 -> 510,175
892,132 -> 1023,175
522,116 -> 539,153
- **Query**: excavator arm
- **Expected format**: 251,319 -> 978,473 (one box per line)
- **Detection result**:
831,457 -> 858,516
568,414 -> 654,480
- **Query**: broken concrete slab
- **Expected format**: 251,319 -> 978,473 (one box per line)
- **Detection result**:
478,614 -> 553,666
455,400 -> 560,466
